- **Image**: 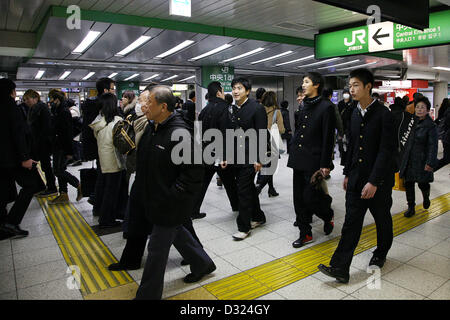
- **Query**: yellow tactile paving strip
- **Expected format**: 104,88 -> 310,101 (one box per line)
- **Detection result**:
171,192 -> 450,300
36,197 -> 134,297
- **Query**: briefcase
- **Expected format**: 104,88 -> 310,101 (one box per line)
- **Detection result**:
79,166 -> 97,197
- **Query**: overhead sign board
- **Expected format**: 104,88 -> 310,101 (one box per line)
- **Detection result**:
315,10 -> 450,59
169,0 -> 191,17
201,66 -> 234,92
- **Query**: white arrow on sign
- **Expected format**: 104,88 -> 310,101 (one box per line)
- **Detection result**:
368,21 -> 394,53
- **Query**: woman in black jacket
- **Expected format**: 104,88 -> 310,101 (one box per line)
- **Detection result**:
400,97 -> 438,217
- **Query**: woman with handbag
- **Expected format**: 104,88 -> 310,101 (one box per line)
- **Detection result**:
255,91 -> 285,197
89,93 -> 128,228
399,96 -> 438,218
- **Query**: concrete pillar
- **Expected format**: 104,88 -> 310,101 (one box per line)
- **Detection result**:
433,81 -> 448,114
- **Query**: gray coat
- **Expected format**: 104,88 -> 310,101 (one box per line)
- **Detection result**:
400,115 -> 438,183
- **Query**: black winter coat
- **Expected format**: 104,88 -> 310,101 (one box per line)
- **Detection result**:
51,100 -> 73,156
182,100 -> 196,122
27,101 -> 53,159
134,112 -> 204,227
344,100 -> 396,192
441,108 -> 450,145
287,96 -> 336,172
81,97 -> 102,160
1,96 -> 32,168
400,115 -> 438,183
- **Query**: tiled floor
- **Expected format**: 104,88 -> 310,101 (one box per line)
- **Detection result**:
1,150 -> 449,300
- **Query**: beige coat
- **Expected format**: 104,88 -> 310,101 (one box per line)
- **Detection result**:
265,106 -> 286,134
89,115 -> 125,173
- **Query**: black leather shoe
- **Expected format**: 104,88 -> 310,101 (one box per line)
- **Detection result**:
404,206 -> 415,218
369,256 -> 386,269
292,234 -> 313,248
422,190 -> 431,209
268,188 -> 279,197
192,212 -> 206,220
317,264 -> 349,283
1,224 -> 29,238
183,263 -> 216,283
108,262 -> 140,271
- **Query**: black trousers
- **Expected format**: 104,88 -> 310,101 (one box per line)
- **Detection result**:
135,224 -> 214,300
293,170 -> 333,236
192,165 -> 239,215
39,153 -> 56,191
405,181 -> 430,207
0,167 -> 41,226
330,185 -> 393,273
230,165 -> 265,233
435,142 -> 450,171
96,170 -> 128,226
52,150 -> 79,193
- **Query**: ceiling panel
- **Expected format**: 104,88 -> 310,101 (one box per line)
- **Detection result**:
0,0 -> 9,30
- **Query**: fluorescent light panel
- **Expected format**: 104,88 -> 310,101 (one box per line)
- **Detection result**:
433,66 -> 450,72
336,61 -> 377,71
275,54 -> 314,66
72,31 -> 101,54
82,72 -> 95,80
221,47 -> 265,63
35,70 -> 45,80
156,40 -> 195,59
179,75 -> 195,82
144,74 -> 159,81
108,72 -> 118,78
189,44 -> 233,61
250,51 -> 293,64
115,36 -> 151,56
124,74 -> 140,81
59,71 -> 71,80
297,58 -> 342,68
161,75 -> 178,82
317,59 -> 360,70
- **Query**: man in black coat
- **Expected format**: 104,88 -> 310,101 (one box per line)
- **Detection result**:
133,86 -> 215,300
23,89 -> 57,197
318,68 -> 396,284
0,79 -> 41,238
287,72 -> 336,248
182,91 -> 196,122
221,77 -> 267,241
191,81 -> 239,220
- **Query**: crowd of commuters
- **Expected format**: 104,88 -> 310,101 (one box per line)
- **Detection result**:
0,67 -> 448,298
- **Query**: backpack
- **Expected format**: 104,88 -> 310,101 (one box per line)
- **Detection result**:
112,114 -> 136,155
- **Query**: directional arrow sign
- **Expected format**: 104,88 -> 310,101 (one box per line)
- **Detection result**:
372,28 -> 390,45
368,22 -> 394,53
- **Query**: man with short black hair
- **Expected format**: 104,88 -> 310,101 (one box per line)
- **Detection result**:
318,68 -> 396,284
256,87 -> 266,104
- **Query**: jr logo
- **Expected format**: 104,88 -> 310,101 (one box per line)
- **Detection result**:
344,30 -> 366,46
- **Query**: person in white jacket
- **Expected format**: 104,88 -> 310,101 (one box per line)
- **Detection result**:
89,93 -> 128,228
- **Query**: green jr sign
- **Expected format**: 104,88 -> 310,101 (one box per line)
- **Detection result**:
315,10 -> 450,59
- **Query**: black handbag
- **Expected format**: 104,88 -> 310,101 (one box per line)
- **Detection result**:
79,162 -> 97,197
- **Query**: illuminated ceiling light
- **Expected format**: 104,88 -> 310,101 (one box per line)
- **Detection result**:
297,58 -> 342,68
59,71 -> 71,80
82,72 -> 95,80
161,75 -> 179,82
124,73 -> 140,81
108,72 -> 118,78
275,54 -> 314,66
72,31 -> 102,54
433,66 -> 450,72
336,61 -> 377,71
143,74 -> 159,81
189,44 -> 233,61
115,36 -> 151,56
179,75 -> 196,82
155,40 -> 195,59
35,70 -> 45,80
317,59 -> 360,70
221,47 -> 265,63
250,51 -> 294,65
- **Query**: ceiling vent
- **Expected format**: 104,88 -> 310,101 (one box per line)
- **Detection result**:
274,22 -> 316,32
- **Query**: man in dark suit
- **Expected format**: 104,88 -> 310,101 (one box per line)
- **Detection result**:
318,68 -> 396,284
182,91 -> 196,122
287,72 -> 336,248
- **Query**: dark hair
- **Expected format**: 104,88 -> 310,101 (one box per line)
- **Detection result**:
150,86 -> 176,112
256,88 -> 266,101
122,90 -> 135,102
207,81 -> 222,100
224,93 -> 233,105
415,96 -> 431,111
67,98 -> 76,108
0,78 -> 16,98
99,93 -> 118,123
144,82 -> 159,92
96,78 -> 115,96
349,68 -> 374,94
189,91 -> 195,100
438,98 -> 449,119
322,88 -> 333,99
261,91 -> 278,108
343,88 -> 350,94
304,72 -> 324,95
372,92 -> 380,99
23,89 -> 40,101
394,96 -> 403,106
48,88 -> 66,103
231,77 -> 251,91
295,86 -> 303,96
402,95 -> 410,105
280,100 -> 289,109
413,92 -> 423,101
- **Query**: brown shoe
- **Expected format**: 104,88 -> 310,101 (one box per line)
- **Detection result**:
48,192 -> 69,205
76,184 -> 83,201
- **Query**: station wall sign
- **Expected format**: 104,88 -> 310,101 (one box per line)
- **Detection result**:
315,10 -> 450,59
201,66 -> 234,92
